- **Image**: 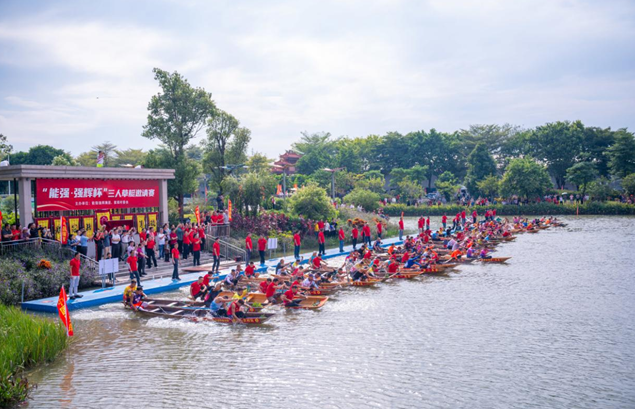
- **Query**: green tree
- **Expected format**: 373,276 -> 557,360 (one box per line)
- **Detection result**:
203,110 -> 251,192
459,124 -> 522,159
581,126 -> 614,177
500,158 -> 552,199
435,171 -> 459,201
409,129 -> 466,188
92,141 -> 118,166
144,147 -> 201,216
9,145 -> 65,165
565,162 -> 598,202
288,183 -> 335,220
142,68 -> 216,217
587,177 -> 614,201
51,153 -> 77,166
76,151 -> 95,167
397,179 -> 424,203
293,132 -> 335,174
621,173 -> 635,195
476,175 -> 500,200
240,171 -> 277,216
529,120 -> 585,188
607,129 -> 635,178
464,143 -> 497,196
113,148 -> 146,167
343,188 -> 381,211
0,133 -> 12,160
246,153 -> 271,174
355,176 -> 385,194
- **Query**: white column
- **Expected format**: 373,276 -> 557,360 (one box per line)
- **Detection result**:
18,177 -> 33,226
159,179 -> 169,226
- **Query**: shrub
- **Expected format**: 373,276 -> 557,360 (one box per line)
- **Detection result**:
288,183 -> 336,221
622,173 -> 635,195
344,188 -> 381,212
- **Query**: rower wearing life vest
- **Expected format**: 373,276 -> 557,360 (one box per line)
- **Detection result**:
130,286 -> 147,310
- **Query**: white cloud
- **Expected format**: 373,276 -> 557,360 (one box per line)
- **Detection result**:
0,0 -> 634,156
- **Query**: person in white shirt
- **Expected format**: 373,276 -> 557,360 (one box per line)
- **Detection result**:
157,228 -> 166,259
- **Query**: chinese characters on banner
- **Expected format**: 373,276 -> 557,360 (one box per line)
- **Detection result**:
228,200 -> 233,221
195,206 -> 201,224
83,217 -> 94,238
147,213 -> 158,230
36,179 -> 160,211
68,217 -> 80,235
136,214 -> 146,231
60,217 -> 68,244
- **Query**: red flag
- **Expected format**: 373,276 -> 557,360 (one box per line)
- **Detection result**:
195,206 -> 201,224
228,200 -> 233,222
56,287 -> 74,336
60,216 -> 68,245
0,210 -> 3,226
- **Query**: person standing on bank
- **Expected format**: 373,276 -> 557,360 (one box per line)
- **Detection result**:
245,233 -> 253,264
69,252 -> 82,300
317,229 -> 326,256
78,229 -> 89,257
257,235 -> 267,266
171,245 -> 181,281
146,235 -> 158,269
293,231 -> 301,259
351,226 -> 359,250
338,226 -> 345,252
192,233 -> 202,267
127,246 -> 141,284
398,217 -> 404,241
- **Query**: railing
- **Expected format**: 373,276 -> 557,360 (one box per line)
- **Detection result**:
205,223 -> 231,238
0,238 -> 99,274
204,237 -> 246,262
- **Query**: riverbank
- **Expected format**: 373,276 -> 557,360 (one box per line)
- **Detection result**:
382,201 -> 635,216
0,305 -> 68,407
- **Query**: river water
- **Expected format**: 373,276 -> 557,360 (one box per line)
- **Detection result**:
26,216 -> 635,409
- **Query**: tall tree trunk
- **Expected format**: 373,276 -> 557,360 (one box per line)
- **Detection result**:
178,193 -> 184,219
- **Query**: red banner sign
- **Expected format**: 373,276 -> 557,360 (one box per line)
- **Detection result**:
60,217 -> 68,245
36,179 -> 159,211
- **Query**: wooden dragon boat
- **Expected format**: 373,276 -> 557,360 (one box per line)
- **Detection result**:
285,296 -> 329,309
480,257 -> 511,263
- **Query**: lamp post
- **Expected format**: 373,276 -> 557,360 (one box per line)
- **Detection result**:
323,167 -> 344,199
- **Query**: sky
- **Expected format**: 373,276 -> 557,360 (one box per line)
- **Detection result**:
1,0 -> 634,158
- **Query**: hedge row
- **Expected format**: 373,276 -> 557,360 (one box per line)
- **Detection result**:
381,202 -> 635,216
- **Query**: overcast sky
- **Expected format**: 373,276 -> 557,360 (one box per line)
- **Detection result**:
1,0 -> 634,158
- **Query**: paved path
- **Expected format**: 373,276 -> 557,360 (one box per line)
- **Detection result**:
21,236 -> 404,313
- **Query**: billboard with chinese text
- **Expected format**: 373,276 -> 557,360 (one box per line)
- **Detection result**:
36,179 -> 159,211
